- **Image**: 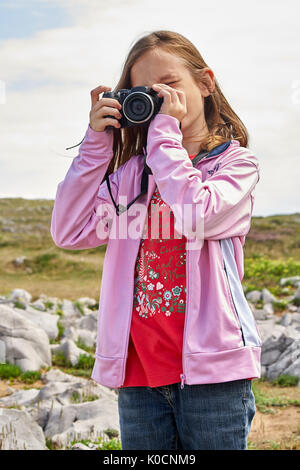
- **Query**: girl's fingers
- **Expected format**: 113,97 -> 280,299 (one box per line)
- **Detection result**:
176,89 -> 186,107
157,87 -> 172,105
90,85 -> 111,107
153,83 -> 180,104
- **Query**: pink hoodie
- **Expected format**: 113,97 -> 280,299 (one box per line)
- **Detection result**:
50,113 -> 262,389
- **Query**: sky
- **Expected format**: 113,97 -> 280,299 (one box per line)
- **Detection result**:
0,0 -> 299,216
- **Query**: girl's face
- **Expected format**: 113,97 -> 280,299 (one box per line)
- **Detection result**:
130,47 -> 215,139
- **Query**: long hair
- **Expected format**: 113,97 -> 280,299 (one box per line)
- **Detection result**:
104,30 -> 249,183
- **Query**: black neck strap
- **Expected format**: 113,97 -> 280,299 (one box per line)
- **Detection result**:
105,146 -> 210,216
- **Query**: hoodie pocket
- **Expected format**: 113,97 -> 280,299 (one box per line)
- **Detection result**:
222,262 -> 246,346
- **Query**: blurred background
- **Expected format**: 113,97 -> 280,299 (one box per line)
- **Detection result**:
0,0 -> 299,215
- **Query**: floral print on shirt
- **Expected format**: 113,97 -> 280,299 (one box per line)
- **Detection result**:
132,185 -> 187,319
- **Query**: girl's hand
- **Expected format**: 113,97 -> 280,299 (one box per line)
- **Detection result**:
89,85 -> 123,132
152,83 -> 187,123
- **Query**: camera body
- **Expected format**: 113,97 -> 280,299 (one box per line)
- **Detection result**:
102,86 -> 163,129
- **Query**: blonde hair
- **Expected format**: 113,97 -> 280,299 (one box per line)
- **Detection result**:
104,30 -> 249,181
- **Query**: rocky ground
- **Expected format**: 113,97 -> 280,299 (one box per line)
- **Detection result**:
0,280 -> 299,450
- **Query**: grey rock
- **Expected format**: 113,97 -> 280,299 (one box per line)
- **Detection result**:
41,368 -> 86,384
288,305 -> 298,312
280,276 -> 300,287
0,338 -> 5,363
261,326 -> 300,367
44,397 -> 119,448
9,288 -> 32,304
78,312 -> 98,332
256,318 -> 279,342
261,288 -> 277,304
63,326 -> 96,348
30,300 -> 47,312
293,285 -> 300,301
246,290 -> 261,303
71,442 -> 91,450
14,306 -> 59,340
252,307 -> 272,321
0,388 -> 40,407
266,340 -> 300,380
263,302 -> 275,316
50,339 -> 92,366
0,304 -> 51,371
0,408 -> 47,450
61,299 -> 80,317
280,313 -> 292,327
13,256 -> 27,266
252,309 -> 266,321
77,297 -> 97,308
291,313 -> 300,324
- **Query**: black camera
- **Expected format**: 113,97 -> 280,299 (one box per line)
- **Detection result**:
102,86 -> 163,130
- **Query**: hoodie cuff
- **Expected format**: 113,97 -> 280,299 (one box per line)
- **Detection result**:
79,124 -> 114,156
147,113 -> 183,145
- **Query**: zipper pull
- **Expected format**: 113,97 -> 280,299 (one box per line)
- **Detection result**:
180,373 -> 186,389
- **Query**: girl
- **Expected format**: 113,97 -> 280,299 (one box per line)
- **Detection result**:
51,30 -> 261,450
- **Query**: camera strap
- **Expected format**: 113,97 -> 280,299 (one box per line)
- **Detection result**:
105,146 -> 215,216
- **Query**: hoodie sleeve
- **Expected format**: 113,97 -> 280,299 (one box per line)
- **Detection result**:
50,124 -> 123,250
146,113 -> 260,241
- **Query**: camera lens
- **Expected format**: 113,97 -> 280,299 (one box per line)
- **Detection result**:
131,100 -> 146,115
123,92 -> 154,124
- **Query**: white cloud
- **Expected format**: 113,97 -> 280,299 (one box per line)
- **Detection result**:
0,0 -> 299,216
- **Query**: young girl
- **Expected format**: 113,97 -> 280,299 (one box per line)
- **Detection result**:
50,30 -> 261,450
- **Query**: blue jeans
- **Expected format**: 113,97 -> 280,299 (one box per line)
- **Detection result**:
117,379 -> 256,450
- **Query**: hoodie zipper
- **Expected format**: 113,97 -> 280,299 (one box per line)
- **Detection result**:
120,191 -> 154,386
180,243 -> 190,389
120,264 -> 135,387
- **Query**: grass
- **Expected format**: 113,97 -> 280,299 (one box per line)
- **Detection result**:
0,363 -> 41,383
46,434 -> 122,450
271,374 -> 299,387
75,337 -> 96,354
243,256 -> 300,294
51,352 -> 95,376
70,391 -> 99,404
252,377 -> 300,414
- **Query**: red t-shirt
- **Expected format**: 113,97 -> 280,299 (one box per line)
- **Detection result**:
120,154 -> 197,388
119,153 -> 253,388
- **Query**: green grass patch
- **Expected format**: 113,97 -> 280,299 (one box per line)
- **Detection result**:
271,374 -> 299,387
0,363 -> 41,383
244,256 -> 300,290
13,300 -> 26,309
0,363 -> 22,379
75,337 -> 95,354
19,370 -> 41,384
56,320 -> 65,340
272,300 -> 290,312
67,434 -> 121,450
51,352 -> 94,375
70,391 -> 99,403
51,351 -> 72,368
252,381 -> 300,413
21,252 -> 96,277
74,301 -> 85,316
75,354 -> 95,370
